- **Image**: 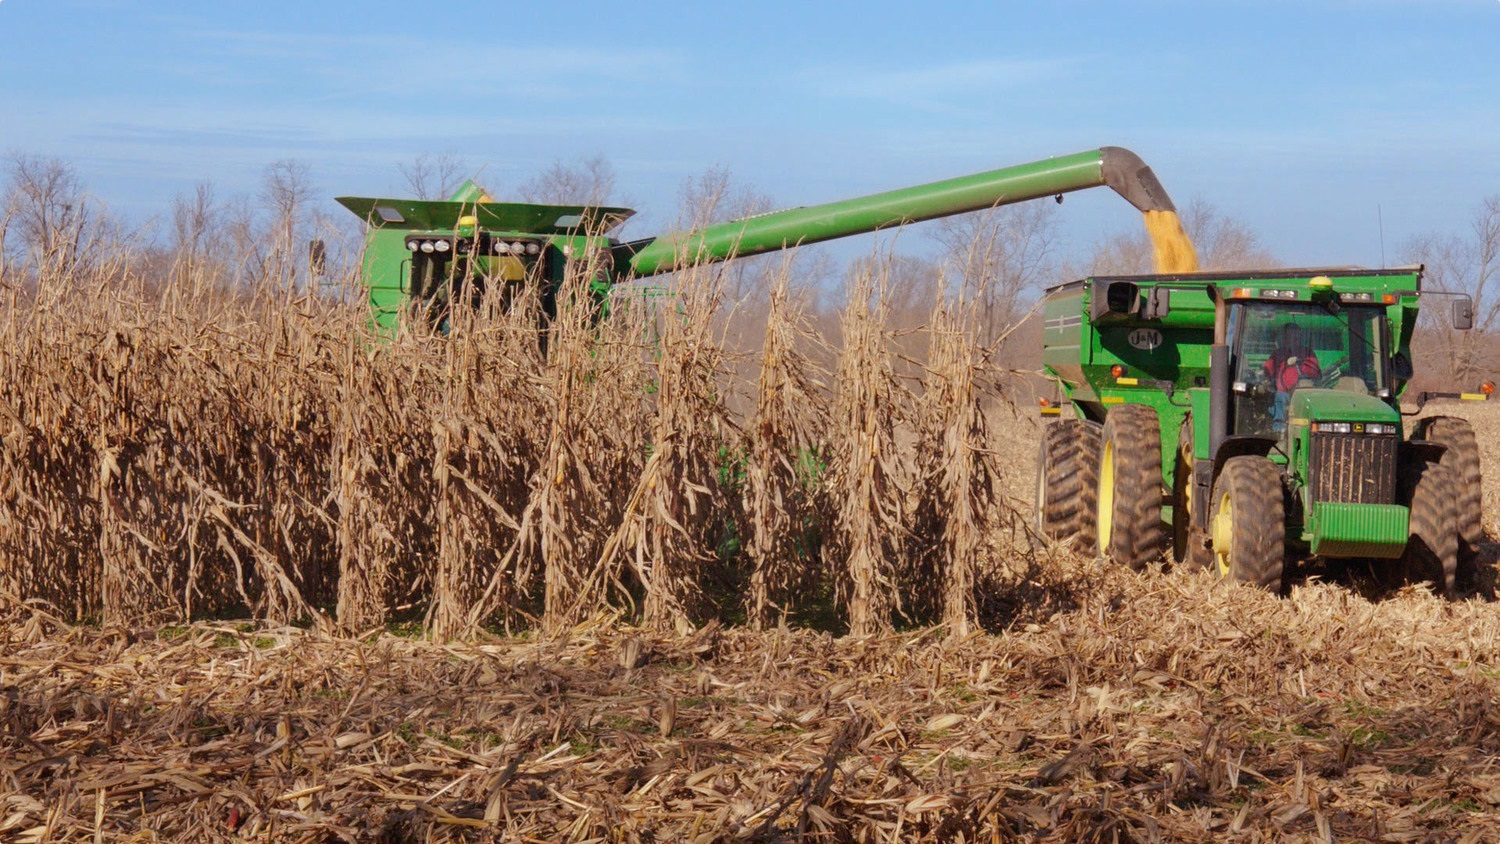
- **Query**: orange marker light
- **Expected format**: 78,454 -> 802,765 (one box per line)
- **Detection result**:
1382,294 -> 1397,304
1483,381 -> 1496,396
1110,364 -> 1126,378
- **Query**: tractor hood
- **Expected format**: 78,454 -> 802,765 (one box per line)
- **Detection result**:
1288,389 -> 1398,428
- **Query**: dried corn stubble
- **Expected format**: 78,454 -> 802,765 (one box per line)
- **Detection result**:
9,558 -> 1500,842
595,261 -> 737,634
913,285 -> 1002,638
830,258 -> 910,637
745,257 -> 833,629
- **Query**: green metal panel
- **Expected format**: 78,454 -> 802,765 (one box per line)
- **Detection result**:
1188,389 -> 1212,460
336,197 -> 633,235
1307,502 -> 1408,558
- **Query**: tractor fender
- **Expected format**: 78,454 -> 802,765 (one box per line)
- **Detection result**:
1193,435 -> 1280,531
1400,439 -> 1447,467
1211,435 -> 1279,478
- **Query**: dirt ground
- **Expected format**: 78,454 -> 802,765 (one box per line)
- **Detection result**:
5,403 -> 1500,843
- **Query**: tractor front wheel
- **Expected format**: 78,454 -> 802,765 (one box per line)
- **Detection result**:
1096,404 -> 1165,570
1419,416 -> 1482,584
1399,458 -> 1458,597
1210,456 -> 1285,592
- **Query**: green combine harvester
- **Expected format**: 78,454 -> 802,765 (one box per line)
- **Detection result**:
1037,270 -> 1490,594
333,146 -> 1177,332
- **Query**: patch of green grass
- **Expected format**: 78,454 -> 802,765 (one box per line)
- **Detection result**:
600,715 -> 648,733
395,722 -> 420,746
452,727 -> 504,750
426,728 -> 464,749
158,625 -> 191,641
1348,726 -> 1392,749
387,620 -> 424,640
947,684 -> 979,704
1340,700 -> 1388,720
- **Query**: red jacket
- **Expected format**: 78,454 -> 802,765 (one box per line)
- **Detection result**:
1263,345 -> 1320,392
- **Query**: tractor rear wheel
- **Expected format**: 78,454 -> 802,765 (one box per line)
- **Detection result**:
1399,458 -> 1458,596
1419,416 -> 1482,583
1096,404 -> 1165,569
1035,420 -> 1099,550
1210,456 -> 1285,592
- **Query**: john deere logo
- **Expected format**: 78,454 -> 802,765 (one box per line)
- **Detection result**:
1128,328 -> 1163,350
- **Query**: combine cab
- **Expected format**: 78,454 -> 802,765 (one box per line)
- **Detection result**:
1038,268 -> 1489,594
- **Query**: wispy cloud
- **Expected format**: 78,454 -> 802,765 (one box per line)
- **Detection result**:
170,27 -> 688,102
804,57 -> 1078,108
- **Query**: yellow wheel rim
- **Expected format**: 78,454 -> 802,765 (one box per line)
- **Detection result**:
1097,440 -> 1115,552
1212,489 -> 1234,577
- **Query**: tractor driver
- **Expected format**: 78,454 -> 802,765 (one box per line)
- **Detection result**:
1262,322 -> 1321,432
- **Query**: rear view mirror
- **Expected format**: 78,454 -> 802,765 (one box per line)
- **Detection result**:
1392,352 -> 1413,381
1453,298 -> 1474,331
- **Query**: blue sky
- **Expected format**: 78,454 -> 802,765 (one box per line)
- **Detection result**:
2,0 -> 1497,267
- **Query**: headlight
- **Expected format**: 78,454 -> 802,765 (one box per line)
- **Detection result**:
1310,421 -> 1397,435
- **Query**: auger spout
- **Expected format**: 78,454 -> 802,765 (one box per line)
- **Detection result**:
620,146 -> 1178,278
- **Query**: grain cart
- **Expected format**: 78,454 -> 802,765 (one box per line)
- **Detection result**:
332,147 -> 1181,332
1037,269 -> 1490,594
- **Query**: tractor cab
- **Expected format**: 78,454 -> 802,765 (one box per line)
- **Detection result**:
1226,298 -> 1395,439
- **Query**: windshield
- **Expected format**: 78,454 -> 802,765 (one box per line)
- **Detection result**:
1228,301 -> 1389,437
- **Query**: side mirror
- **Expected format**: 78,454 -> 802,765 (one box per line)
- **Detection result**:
1391,352 -> 1414,381
1453,298 -> 1474,331
308,239 -> 327,277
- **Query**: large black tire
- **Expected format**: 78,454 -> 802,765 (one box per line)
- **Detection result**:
1096,404 -> 1165,570
1210,456 -> 1285,592
1035,420 -> 1099,551
1172,418 -> 1213,570
1399,458 -> 1458,596
1418,416 -> 1483,582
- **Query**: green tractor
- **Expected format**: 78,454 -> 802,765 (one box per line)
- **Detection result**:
1037,269 -> 1490,593
331,147 -> 1181,333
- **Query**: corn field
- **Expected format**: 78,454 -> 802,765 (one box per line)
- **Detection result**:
0,239 -> 1035,640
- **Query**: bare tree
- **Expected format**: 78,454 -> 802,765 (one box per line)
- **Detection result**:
1178,197 -> 1277,271
672,165 -> 788,307
930,201 -> 1058,345
259,159 -> 315,289
171,182 -> 217,260
518,154 -> 617,206
398,153 -> 470,200
4,153 -> 89,276
1402,195 -> 1500,384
